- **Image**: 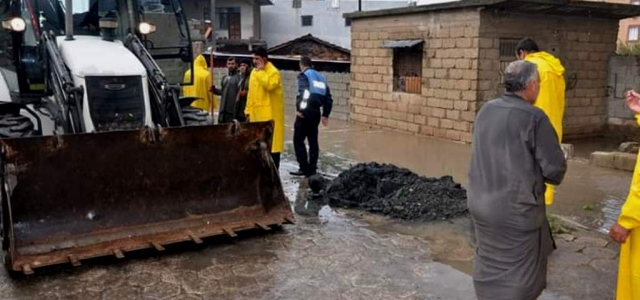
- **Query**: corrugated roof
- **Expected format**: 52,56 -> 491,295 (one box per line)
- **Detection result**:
267,34 -> 351,55
380,39 -> 424,48
344,0 -> 640,20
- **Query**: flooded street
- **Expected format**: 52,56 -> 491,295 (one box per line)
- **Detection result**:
0,117 -> 628,299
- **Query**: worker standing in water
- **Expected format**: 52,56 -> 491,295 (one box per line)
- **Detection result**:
182,54 -> 216,113
245,47 -> 285,169
610,90 -> 640,300
516,37 -> 566,206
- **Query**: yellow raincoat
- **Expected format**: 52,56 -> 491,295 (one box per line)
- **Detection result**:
526,51 -> 566,205
245,61 -> 285,153
616,116 -> 640,300
182,55 -> 218,112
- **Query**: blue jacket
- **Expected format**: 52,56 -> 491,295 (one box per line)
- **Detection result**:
297,68 -> 333,118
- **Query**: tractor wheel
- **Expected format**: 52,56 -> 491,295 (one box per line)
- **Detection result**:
181,106 -> 210,126
0,114 -> 35,138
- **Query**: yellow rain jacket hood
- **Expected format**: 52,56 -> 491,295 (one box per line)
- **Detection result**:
526,51 -> 566,205
245,61 -> 285,153
182,55 -> 217,112
616,116 -> 640,300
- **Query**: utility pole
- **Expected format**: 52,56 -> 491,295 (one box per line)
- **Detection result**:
210,0 -> 216,51
358,0 -> 362,11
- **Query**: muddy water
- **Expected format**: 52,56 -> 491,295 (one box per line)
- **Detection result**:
280,116 -> 636,279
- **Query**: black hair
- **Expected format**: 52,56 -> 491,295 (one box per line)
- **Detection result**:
227,56 -> 236,62
300,56 -> 313,68
515,37 -> 540,53
240,58 -> 251,65
252,46 -> 268,59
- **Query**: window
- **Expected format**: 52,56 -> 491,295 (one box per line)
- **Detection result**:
215,7 -> 241,31
498,38 -> 520,86
629,26 -> 640,41
331,0 -> 340,8
301,15 -> 313,27
393,45 -> 423,93
293,0 -> 301,9
345,18 -> 351,27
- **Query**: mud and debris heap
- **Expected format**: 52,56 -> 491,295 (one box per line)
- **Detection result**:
325,163 -> 468,221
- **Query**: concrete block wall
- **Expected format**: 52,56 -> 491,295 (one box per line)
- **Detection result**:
349,9 -> 481,143
212,68 -> 350,120
478,11 -> 619,139
608,55 -> 640,124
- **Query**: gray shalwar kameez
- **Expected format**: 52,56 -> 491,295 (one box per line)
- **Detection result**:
215,71 -> 242,123
468,93 -> 567,300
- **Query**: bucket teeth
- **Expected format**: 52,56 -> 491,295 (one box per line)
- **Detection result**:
21,264 -> 34,275
255,223 -> 271,231
189,233 -> 203,244
113,249 -> 125,259
223,228 -> 237,238
68,255 -> 81,267
151,242 -> 165,252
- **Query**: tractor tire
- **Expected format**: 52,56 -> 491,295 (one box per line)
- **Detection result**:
181,106 -> 210,126
0,114 -> 35,138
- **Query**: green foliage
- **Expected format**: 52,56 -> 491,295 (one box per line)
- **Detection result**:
617,40 -> 640,56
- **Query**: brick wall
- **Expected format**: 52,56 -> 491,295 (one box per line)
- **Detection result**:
349,8 -> 620,142
212,68 -> 350,120
478,11 -> 619,139
349,9 -> 481,143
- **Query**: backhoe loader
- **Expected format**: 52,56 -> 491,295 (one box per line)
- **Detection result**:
0,0 -> 293,274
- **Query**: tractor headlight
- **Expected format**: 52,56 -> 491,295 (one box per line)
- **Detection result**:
139,22 -> 156,35
2,17 -> 26,32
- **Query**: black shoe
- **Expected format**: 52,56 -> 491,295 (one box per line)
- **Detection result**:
289,170 -> 305,176
304,169 -> 317,177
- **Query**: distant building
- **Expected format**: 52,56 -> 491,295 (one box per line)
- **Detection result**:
261,0 -> 418,49
268,34 -> 351,61
183,0 -> 273,53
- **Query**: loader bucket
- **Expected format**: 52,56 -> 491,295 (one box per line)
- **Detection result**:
0,121 -> 294,274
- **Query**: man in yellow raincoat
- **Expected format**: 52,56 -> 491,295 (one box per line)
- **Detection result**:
517,37 -> 566,205
245,46 -> 285,169
182,54 -> 217,112
610,90 -> 640,300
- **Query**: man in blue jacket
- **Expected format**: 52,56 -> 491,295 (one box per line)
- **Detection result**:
290,56 -> 333,177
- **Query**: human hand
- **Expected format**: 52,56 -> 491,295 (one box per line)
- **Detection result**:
239,90 -> 248,97
245,114 -> 250,122
626,90 -> 640,114
296,112 -> 304,119
254,60 -> 265,70
609,222 -> 630,244
321,117 -> 328,127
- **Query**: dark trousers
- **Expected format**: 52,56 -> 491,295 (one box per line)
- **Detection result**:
293,115 -> 320,173
271,152 -> 281,170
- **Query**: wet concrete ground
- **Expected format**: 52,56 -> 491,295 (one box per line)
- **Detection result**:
0,116 -> 630,299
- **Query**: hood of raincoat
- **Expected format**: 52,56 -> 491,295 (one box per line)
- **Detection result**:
194,55 -> 208,70
526,51 -> 565,77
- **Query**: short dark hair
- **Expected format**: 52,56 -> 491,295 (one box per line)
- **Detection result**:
504,60 -> 538,93
516,37 -> 540,53
252,46 -> 268,59
300,56 -> 313,68
240,58 -> 251,66
227,56 -> 236,62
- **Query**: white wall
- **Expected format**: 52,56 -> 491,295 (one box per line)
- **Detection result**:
183,0 -> 257,40
261,0 -> 411,49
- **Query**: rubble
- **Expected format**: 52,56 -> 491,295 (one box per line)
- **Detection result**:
325,163 -> 468,221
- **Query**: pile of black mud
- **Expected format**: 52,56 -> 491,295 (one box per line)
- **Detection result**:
325,162 -> 468,221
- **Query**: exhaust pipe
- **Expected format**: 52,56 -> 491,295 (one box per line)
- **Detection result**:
65,0 -> 73,40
